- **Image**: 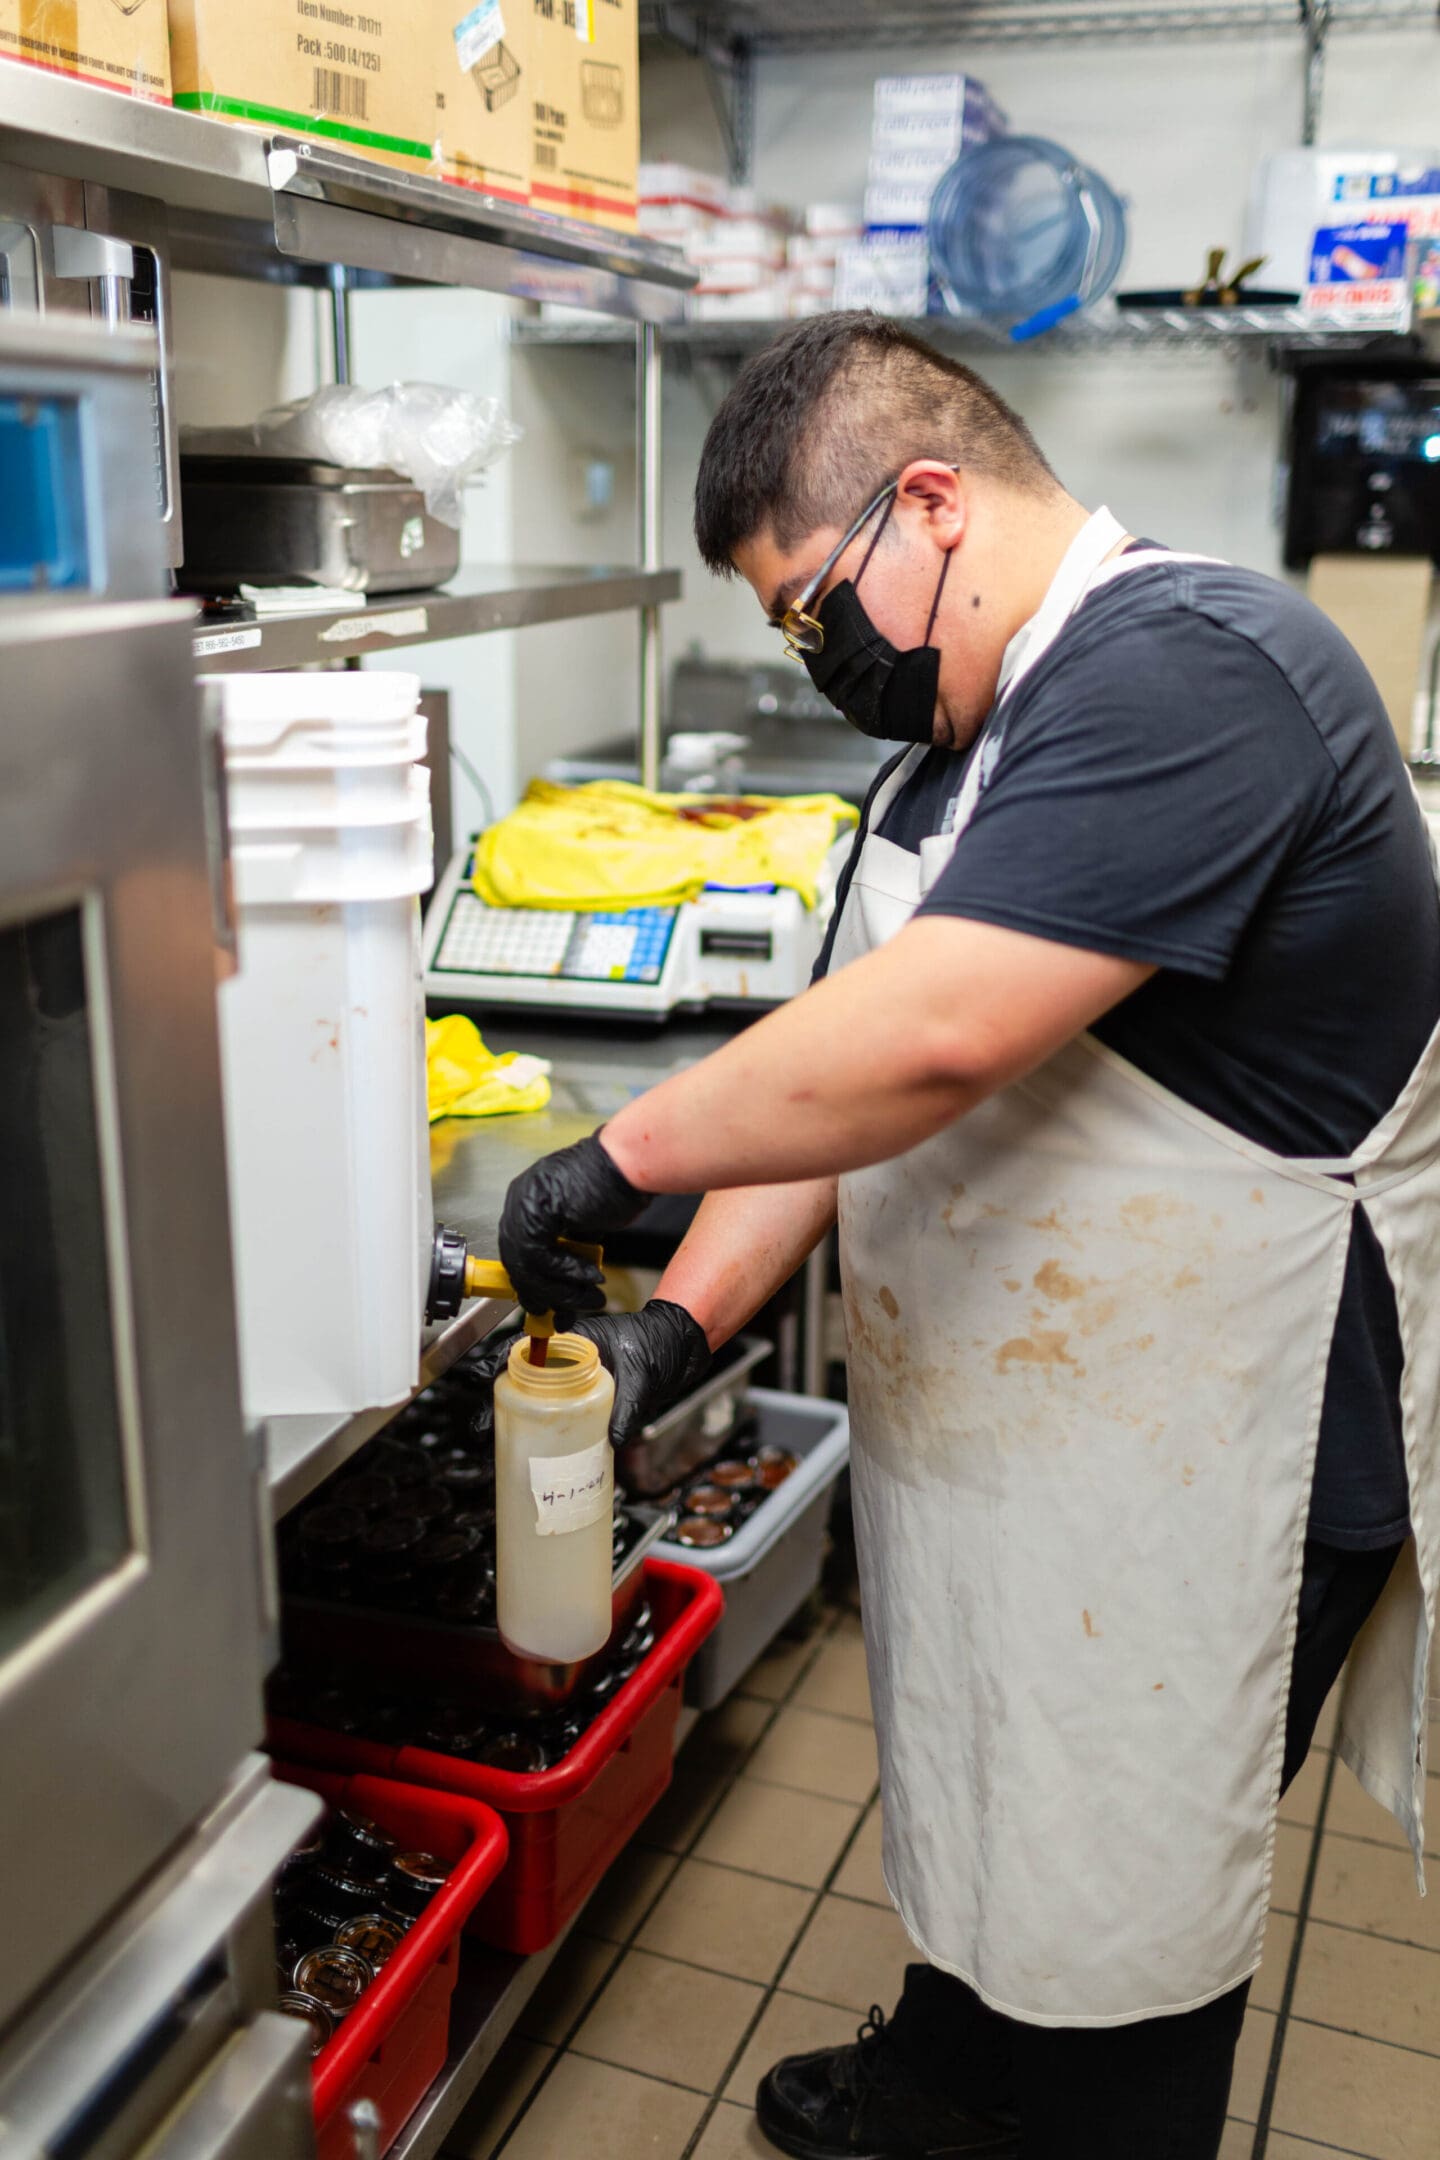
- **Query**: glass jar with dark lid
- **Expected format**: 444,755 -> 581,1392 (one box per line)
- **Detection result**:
477,1729 -> 549,1774
390,1483 -> 455,1529
293,1944 -> 374,2017
431,1449 -> 495,1501
335,1913 -> 406,1969
365,1438 -> 434,1490
385,1850 -> 451,1917
307,1860 -> 388,1917
332,1469 -> 397,1514
358,1516 -> 427,1596
277,1991 -> 335,2056
297,1503 -> 367,1586
431,1570 -> 496,1625
326,1808 -> 396,1872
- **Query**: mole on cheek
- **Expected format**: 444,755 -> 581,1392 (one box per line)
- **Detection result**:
971,594 -> 981,608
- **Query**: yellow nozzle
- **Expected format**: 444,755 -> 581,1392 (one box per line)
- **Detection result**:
461,1239 -> 605,1332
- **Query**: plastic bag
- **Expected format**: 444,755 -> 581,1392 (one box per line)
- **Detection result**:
249,382 -> 522,527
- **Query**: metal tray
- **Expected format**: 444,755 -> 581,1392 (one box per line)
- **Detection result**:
616,1335 -> 772,1499
177,452 -> 461,596
281,1506 -> 669,1713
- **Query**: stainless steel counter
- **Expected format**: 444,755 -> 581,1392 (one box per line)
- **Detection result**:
429,1012 -> 756,1256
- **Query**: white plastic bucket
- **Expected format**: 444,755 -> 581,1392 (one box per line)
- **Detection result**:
227,765 -> 433,853
213,672 -> 434,1420
208,669 -> 429,827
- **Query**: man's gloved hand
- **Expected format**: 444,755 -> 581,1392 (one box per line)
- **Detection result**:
498,1130 -> 647,1328
453,1302 -> 713,1450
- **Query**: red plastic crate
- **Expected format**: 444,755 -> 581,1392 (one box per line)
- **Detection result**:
270,1763 -> 508,2159
271,1559 -> 723,1954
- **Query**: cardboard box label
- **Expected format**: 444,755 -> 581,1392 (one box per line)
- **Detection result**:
170,0 -> 435,167
1,0 -> 170,99
454,0 -> 504,72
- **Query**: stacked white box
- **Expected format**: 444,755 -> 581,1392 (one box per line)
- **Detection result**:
865,71 -> 1004,238
839,70 -> 1006,316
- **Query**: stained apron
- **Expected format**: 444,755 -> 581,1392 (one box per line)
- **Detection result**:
831,509 -> 1440,2024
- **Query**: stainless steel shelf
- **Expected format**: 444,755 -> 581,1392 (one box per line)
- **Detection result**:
514,305 -> 1428,360
0,72 -> 693,320
190,565 -> 684,671
643,0 -> 1437,46
266,1296 -> 513,1517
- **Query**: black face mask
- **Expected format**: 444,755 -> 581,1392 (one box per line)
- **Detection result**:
802,502 -> 953,745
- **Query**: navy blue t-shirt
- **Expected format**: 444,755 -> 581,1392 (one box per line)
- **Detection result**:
816,552 -> 1440,1548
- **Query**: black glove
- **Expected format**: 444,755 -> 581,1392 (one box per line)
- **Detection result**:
453,1301 -> 713,1450
498,1130 -> 647,1328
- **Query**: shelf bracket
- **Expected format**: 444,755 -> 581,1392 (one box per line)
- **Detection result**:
644,7 -> 754,184
1300,0 -> 1332,147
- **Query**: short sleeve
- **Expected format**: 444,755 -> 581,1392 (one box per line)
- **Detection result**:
917,602 -> 1339,980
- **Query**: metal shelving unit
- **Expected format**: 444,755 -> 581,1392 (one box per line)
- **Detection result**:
514,302 -> 1429,361
0,70 -> 691,319
642,0 -> 1439,176
192,564 -> 684,671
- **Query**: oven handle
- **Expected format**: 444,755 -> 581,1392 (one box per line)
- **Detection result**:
198,681 -> 239,980
142,2014 -> 315,2160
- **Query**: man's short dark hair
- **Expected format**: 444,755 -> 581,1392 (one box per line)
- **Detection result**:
693,310 -> 1057,576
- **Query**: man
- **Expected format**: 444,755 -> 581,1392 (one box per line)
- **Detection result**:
478,313 -> 1440,2159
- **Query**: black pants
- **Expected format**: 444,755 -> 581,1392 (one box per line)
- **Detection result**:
889,1538 -> 1404,2160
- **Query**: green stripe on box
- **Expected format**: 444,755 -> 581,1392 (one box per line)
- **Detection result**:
174,90 -> 431,161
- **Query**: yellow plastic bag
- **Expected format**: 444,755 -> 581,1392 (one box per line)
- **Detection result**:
425,1014 -> 551,1123
470,779 -> 858,914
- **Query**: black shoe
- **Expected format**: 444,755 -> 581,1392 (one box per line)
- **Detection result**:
755,2006 -> 1021,2160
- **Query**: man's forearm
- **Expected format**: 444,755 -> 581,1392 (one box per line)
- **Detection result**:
602,916 -> 1152,1198
656,1177 -> 837,1351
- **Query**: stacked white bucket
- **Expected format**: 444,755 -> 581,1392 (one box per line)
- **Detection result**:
209,669 -> 434,1419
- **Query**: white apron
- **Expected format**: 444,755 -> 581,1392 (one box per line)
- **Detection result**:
834,509 -> 1440,2026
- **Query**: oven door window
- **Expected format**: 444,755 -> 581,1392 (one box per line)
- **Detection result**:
0,905 -> 131,1662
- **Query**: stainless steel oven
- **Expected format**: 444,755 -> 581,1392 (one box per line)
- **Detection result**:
0,314 -> 269,2045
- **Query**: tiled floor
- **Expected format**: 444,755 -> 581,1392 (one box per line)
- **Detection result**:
444,1608 -> 1440,2160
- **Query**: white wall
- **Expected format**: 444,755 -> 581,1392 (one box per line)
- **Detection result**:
350,285 -> 521,836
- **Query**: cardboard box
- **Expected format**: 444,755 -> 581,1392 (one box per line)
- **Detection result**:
0,0 -> 171,101
434,0 -> 530,202
168,0 -> 437,172
529,0 -> 638,232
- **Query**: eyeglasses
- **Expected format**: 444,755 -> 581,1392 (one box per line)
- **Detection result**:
776,477 -> 899,661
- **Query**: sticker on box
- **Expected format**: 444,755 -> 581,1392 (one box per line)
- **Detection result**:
455,0 -> 506,71
1309,219 -> 1408,283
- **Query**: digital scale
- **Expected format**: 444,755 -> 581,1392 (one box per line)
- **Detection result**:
423,839 -> 846,1017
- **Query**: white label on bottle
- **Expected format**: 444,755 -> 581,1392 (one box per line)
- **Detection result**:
530,1437 -> 611,1536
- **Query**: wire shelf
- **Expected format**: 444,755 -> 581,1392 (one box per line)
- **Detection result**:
643,0 -> 1436,47
513,303 -> 1427,358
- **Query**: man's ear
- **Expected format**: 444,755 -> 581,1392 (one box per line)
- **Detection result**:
896,461 -> 965,546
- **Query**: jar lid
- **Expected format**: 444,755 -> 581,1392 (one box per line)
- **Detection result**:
335,1914 -> 406,1968
293,1944 -> 374,2014
277,1991 -> 336,2055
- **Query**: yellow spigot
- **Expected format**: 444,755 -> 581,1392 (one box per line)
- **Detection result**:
427,1228 -> 603,1368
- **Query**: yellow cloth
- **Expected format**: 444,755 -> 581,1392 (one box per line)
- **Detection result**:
425,1015 -> 551,1123
470,779 -> 858,913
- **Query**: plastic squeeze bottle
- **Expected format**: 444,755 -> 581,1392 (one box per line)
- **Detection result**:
494,1331 -> 616,1662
